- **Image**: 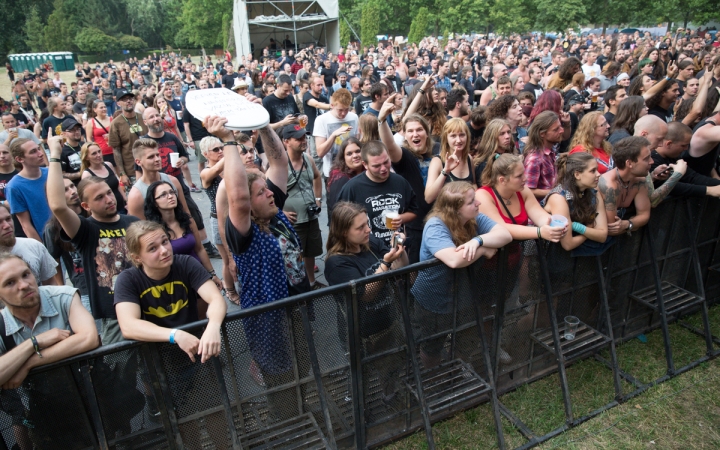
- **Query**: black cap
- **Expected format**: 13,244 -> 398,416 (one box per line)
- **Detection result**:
281,124 -> 307,140
61,117 -> 82,131
659,44 -> 669,50
566,94 -> 584,107
529,57 -> 541,64
115,88 -> 134,100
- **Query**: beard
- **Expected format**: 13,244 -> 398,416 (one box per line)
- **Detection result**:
0,233 -> 16,248
149,123 -> 164,133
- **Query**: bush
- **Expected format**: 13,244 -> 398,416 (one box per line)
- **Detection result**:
74,27 -> 117,53
118,35 -> 147,51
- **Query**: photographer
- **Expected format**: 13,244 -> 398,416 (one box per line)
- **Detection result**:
281,124 -> 326,289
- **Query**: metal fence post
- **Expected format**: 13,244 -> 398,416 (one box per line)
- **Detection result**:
347,282 -> 366,449
146,343 -> 184,448
139,344 -> 180,450
78,361 -> 109,450
211,356 -> 242,449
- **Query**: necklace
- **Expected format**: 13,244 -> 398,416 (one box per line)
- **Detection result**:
615,168 -> 630,190
498,190 -> 513,205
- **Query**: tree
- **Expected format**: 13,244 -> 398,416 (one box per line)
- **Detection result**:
25,6 -> 46,52
179,0 -> 232,49
340,19 -> 351,48
436,0 -> 487,35
44,3 -> 76,51
360,0 -> 380,47
534,0 -> 585,31
124,0 -> 160,38
118,34 -> 147,51
487,0 -> 535,35
408,7 -> 430,45
74,27 -> 118,53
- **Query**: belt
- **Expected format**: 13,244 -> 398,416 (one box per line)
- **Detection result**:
210,213 -> 217,219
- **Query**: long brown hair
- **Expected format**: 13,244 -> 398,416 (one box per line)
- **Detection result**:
473,118 -> 514,170
326,202 -> 369,256
426,181 -> 476,246
554,152 -> 597,226
525,110 -> 559,155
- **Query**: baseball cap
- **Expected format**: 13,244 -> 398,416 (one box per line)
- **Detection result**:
566,94 -> 584,107
659,44 -> 669,50
115,88 -> 134,100
61,117 -> 82,131
281,124 -> 307,140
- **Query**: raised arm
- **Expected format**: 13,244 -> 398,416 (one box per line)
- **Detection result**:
377,94 -> 404,163
258,125 -> 289,192
683,67 -> 714,126
403,77 -> 433,118
642,62 -> 677,101
205,116 -> 251,235
47,135 -> 81,238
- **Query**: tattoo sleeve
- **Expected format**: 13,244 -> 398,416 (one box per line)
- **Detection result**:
647,172 -> 683,207
598,177 -> 616,212
113,147 -> 125,174
257,126 -> 285,161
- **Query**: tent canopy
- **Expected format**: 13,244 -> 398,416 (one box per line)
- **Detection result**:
233,0 -> 340,59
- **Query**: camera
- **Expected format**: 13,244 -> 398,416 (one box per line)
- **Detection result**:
391,234 -> 404,248
306,204 -> 321,219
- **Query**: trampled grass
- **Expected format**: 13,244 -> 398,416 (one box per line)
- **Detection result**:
385,305 -> 720,450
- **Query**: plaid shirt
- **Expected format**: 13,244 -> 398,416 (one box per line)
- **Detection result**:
524,147 -> 557,191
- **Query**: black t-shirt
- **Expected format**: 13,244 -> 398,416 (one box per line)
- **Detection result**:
651,149 -> 720,198
302,91 -> 327,134
320,67 -> 336,87
44,224 -> 88,296
182,106 -> 211,141
648,105 -> 672,123
522,82 -> 544,100
224,179 -> 311,297
62,215 -> 140,319
141,132 -> 190,179
337,172 -> 418,245
682,119 -> 720,177
604,112 -> 616,127
61,143 -> 82,184
42,115 -> 66,138
221,73 -> 238,88
390,148 -> 434,231
11,113 -> 28,128
114,255 -> 209,327
262,93 -> 300,125
73,101 -> 88,116
325,235 -> 395,336
354,94 -> 372,115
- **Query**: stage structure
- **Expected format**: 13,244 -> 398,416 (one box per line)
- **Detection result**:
232,0 -> 340,58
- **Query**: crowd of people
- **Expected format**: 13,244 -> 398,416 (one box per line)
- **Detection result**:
1,25 -> 720,444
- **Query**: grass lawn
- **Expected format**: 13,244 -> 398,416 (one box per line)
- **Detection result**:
384,305 -> 720,449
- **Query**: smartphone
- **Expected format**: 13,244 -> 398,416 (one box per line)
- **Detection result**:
662,167 -> 674,175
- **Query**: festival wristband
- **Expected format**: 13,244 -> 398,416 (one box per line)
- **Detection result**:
169,329 -> 179,344
571,222 -> 587,235
30,335 -> 42,358
49,158 -> 61,163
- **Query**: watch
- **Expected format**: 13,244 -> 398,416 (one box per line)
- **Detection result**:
441,169 -> 449,177
626,219 -> 634,235
315,197 -> 322,202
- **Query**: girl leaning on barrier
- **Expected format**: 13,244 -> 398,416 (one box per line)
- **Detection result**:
411,181 -> 512,368
325,201 -> 408,412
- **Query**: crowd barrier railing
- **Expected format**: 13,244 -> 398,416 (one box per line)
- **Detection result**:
1,197 -> 719,450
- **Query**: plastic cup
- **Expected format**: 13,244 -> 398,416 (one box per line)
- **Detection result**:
550,214 -> 568,228
382,208 -> 400,230
169,152 -> 180,167
564,316 -> 580,340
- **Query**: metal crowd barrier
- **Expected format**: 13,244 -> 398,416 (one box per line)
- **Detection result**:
1,197 -> 720,450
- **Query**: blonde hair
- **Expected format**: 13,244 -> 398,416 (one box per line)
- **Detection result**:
439,118 -> 471,165
482,153 -> 523,187
80,142 -> 102,173
126,220 -> 168,268
570,111 -> 613,157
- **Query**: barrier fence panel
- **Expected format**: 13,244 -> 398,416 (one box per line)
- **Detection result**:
3,197 -> 720,450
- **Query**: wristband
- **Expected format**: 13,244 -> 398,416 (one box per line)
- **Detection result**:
665,76 -> 671,81
222,141 -> 239,147
473,236 -> 483,246
380,260 -> 391,268
169,329 -> 178,344
571,222 -> 587,235
208,270 -> 217,277
49,158 -> 61,163
537,226 -> 542,239
30,335 -> 42,358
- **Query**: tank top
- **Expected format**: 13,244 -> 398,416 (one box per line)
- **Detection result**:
91,117 -> 113,155
133,172 -> 173,200
683,119 -> 720,177
285,154 -> 316,224
85,164 -> 126,213
162,110 -> 181,139
541,185 -> 597,224
204,175 -> 221,215
480,186 -> 529,225
440,156 -> 475,185
170,232 -> 200,262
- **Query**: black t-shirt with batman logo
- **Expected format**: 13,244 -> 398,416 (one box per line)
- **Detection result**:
114,255 -> 210,328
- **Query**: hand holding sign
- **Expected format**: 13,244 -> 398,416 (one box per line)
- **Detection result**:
185,88 -> 270,131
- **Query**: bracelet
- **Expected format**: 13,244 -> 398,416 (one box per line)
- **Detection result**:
441,169 -> 449,177
49,157 -> 61,163
169,329 -> 178,344
315,197 -> 322,202
30,335 -> 42,358
665,76 -> 671,81
208,270 -> 217,277
419,88 -> 425,94
380,260 -> 391,269
473,236 -> 483,246
537,226 -> 542,239
222,141 -> 239,147
571,222 -> 587,235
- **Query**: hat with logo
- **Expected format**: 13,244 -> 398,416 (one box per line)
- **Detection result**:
281,124 -> 307,140
115,88 -> 134,100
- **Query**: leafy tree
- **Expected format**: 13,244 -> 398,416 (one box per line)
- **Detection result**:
360,0 -> 380,46
118,35 -> 147,51
74,27 -> 118,53
408,7 -> 430,44
124,0 -> 160,38
436,0 -> 487,35
44,3 -> 76,51
487,0 -> 535,35
179,0 -> 232,49
534,0 -> 585,31
25,6 -> 46,52
340,19 -> 351,48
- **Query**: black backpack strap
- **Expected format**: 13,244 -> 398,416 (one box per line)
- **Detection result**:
0,312 -> 17,352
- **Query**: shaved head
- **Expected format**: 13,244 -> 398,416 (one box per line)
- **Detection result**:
634,115 -> 668,150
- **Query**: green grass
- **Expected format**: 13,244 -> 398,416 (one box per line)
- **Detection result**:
384,305 -> 720,450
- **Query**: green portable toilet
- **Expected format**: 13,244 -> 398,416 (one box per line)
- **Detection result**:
52,53 -> 64,71
20,55 -> 30,72
29,54 -> 39,72
62,52 -> 75,71
8,55 -> 17,73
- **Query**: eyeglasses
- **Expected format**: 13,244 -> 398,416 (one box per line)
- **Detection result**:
154,190 -> 177,200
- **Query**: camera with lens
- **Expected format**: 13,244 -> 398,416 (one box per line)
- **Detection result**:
391,233 -> 405,248
306,204 -> 321,219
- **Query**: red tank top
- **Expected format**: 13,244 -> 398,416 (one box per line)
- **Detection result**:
480,186 -> 529,226
91,117 -> 113,156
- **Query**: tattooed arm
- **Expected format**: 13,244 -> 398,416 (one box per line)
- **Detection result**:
645,160 -> 687,207
598,175 -> 624,236
258,125 -> 289,193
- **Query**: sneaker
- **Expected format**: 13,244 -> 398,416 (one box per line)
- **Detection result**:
189,184 -> 202,193
203,242 -> 221,259
314,264 -> 319,273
